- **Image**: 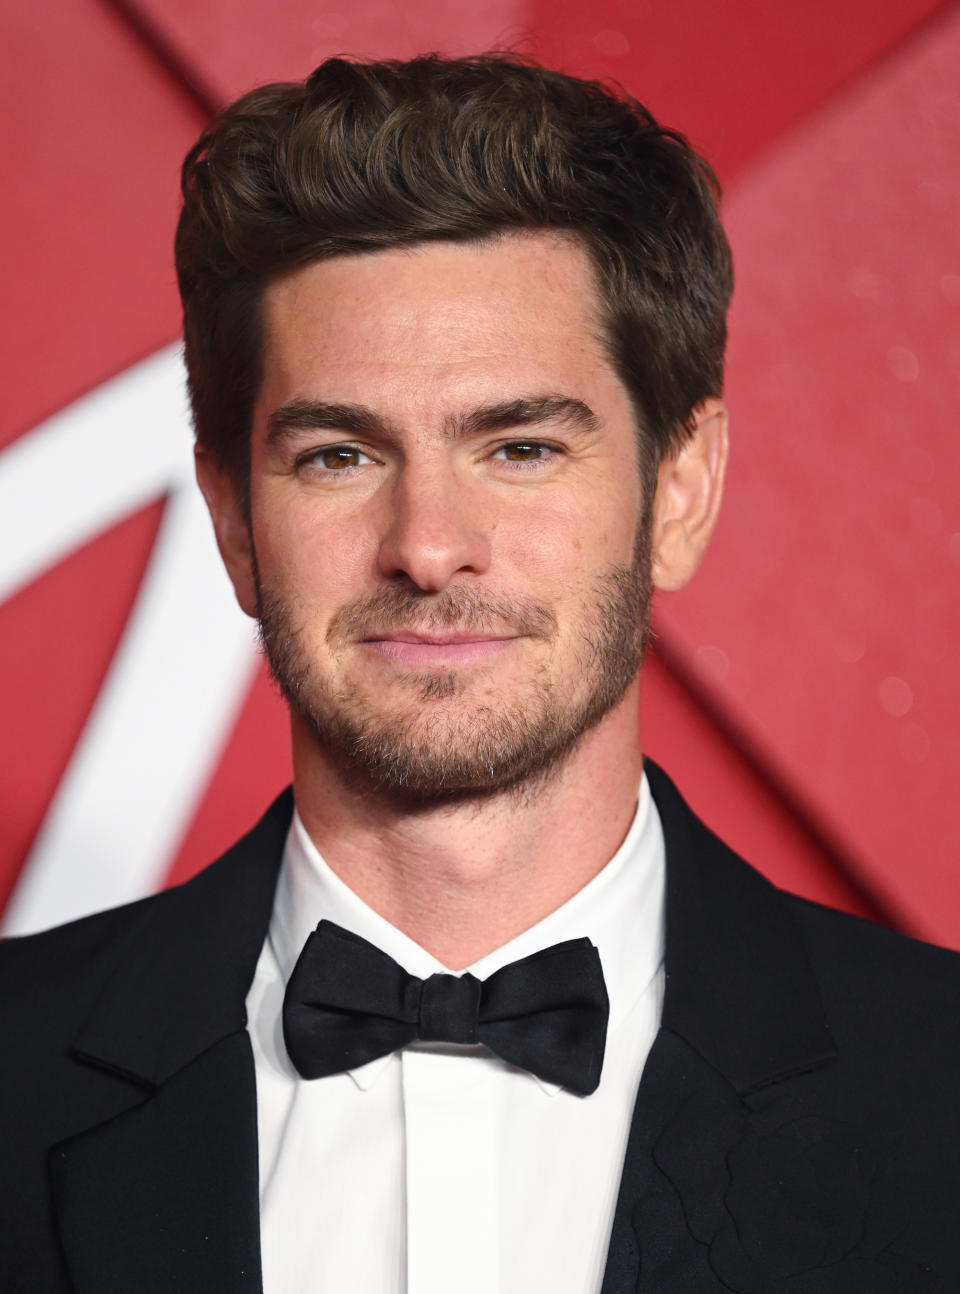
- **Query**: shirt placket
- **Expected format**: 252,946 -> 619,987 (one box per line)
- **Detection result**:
402,1048 -> 499,1293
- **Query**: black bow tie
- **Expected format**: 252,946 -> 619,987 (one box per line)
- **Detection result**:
282,920 -> 609,1096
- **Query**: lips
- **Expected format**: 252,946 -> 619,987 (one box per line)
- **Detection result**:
366,630 -> 514,646
360,630 -> 520,666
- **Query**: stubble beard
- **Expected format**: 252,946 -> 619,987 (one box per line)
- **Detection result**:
255,527 -> 652,806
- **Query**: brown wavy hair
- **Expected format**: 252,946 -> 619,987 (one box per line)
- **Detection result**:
175,53 -> 733,501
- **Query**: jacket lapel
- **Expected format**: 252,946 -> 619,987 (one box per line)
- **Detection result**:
50,790 -> 293,1294
601,762 -> 838,1294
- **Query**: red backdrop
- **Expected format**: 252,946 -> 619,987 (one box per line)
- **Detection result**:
2,0 -> 958,940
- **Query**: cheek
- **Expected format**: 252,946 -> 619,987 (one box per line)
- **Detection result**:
494,507 -> 572,586
251,492 -> 378,606
499,488 -> 638,588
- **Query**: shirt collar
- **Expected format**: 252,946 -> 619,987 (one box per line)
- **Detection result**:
270,773 -> 665,1093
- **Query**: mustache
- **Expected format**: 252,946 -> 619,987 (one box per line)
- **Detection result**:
326,585 -> 557,645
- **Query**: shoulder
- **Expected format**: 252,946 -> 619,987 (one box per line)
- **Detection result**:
648,757 -> 960,1082
786,886 -> 960,980
0,887 -> 176,1057
0,785 -> 293,1055
783,889 -> 960,1048
649,755 -> 960,997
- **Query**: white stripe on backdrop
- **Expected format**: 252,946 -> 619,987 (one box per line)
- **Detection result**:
0,349 -> 258,935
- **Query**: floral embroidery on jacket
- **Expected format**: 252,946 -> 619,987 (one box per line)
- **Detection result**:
633,1077 -> 943,1292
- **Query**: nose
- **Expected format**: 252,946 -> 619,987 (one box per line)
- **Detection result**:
376,463 -> 491,592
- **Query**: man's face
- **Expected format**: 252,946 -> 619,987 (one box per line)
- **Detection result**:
240,233 -> 652,800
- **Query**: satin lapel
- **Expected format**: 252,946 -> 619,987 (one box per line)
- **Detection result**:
49,790 -> 293,1294
601,763 -> 839,1294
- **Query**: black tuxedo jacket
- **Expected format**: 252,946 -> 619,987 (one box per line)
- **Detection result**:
3,763 -> 960,1292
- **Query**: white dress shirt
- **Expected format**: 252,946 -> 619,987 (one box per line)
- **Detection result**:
245,774 -> 666,1294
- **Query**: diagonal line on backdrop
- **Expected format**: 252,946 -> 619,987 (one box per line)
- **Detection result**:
648,631 -> 902,933
101,0 -> 223,115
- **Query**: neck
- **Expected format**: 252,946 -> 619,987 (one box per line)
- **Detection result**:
291,684 -> 645,969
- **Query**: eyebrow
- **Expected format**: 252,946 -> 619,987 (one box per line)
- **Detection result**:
450,395 -> 599,440
265,400 -> 396,446
265,394 -> 599,447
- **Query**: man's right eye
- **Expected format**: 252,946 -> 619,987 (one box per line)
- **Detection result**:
322,446 -> 360,469
304,445 -> 374,471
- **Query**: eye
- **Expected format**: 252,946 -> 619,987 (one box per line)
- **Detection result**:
491,440 -> 555,465
320,446 -> 368,470
300,444 -> 376,473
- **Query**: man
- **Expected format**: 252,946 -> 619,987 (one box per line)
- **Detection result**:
2,53 -> 959,1294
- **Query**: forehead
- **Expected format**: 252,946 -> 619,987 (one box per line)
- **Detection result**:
256,233 -> 619,415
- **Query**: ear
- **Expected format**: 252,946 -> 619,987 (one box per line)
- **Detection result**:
650,399 -> 729,592
194,447 -> 259,618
